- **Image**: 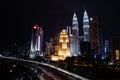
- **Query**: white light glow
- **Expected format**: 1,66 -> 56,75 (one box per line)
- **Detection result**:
90,18 -> 93,21
83,25 -> 90,28
116,50 -> 120,60
38,36 -> 40,51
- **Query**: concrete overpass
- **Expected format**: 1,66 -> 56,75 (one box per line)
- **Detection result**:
0,56 -> 89,80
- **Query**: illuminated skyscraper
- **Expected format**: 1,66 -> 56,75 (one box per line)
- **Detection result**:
58,29 -> 70,57
30,25 -> 43,58
69,34 -> 75,56
83,10 -> 90,42
66,26 -> 72,36
66,26 -> 73,56
72,12 -> 80,56
51,29 -> 70,61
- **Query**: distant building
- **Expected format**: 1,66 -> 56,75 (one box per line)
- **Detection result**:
80,41 -> 91,55
66,26 -> 74,56
30,25 -> 43,59
83,10 -> 90,42
54,33 -> 60,46
79,10 -> 91,56
69,34 -> 74,56
90,17 -> 100,54
110,36 -> 120,64
45,38 -> 54,56
51,29 -> 70,61
45,42 -> 51,56
71,12 -> 80,56
66,26 -> 72,36
104,40 -> 110,54
66,10 -> 91,56
58,29 -> 70,57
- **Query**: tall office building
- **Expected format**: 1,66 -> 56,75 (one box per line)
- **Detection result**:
45,38 -> 54,56
66,26 -> 73,56
30,25 -> 43,58
90,17 -> 100,54
83,10 -> 90,42
66,26 -> 72,36
72,12 -> 80,56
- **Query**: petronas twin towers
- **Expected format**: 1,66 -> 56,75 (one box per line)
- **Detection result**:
67,10 -> 90,56
83,10 -> 90,42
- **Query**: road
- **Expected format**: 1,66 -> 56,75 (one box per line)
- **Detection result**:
0,57 -> 55,80
0,56 -> 89,80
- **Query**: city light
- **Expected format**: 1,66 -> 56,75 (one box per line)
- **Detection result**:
34,26 -> 37,29
115,50 -> 120,60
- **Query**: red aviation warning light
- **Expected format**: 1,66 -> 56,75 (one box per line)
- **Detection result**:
33,25 -> 40,29
33,25 -> 38,29
34,26 -> 37,29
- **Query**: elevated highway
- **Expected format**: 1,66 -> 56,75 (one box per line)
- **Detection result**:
0,56 -> 89,80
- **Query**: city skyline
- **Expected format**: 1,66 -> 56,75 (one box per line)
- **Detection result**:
1,0 -> 120,49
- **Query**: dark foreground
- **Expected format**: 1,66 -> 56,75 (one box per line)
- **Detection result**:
1,57 -> 120,80
57,62 -> 120,80
0,58 -> 53,80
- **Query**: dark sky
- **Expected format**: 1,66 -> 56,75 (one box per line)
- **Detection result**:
1,0 -> 120,49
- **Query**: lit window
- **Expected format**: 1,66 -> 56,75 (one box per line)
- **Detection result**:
115,50 -> 120,60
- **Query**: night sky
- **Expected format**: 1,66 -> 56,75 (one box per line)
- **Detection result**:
1,0 -> 120,49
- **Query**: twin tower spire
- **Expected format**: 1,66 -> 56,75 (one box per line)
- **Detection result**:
67,10 -> 90,56
72,10 -> 90,42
